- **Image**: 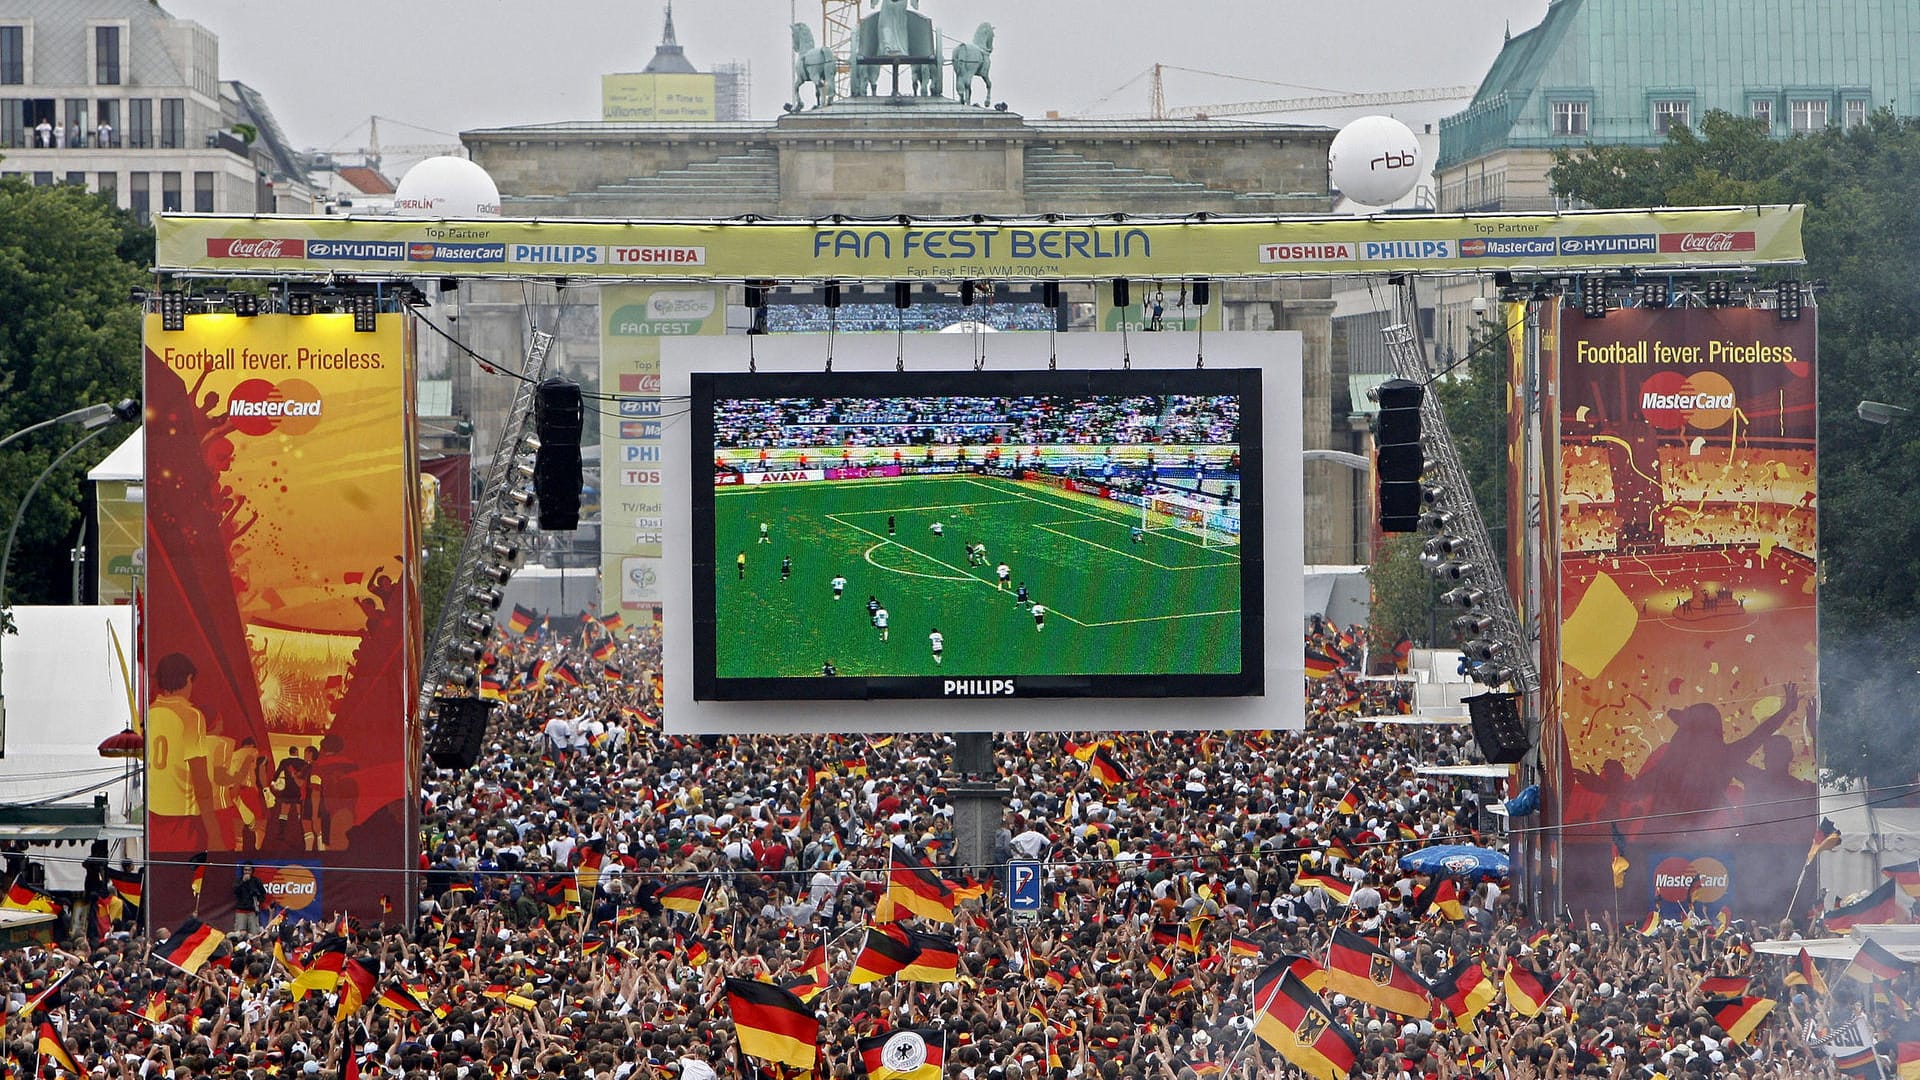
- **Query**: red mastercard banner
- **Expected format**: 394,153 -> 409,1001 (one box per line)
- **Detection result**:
143,312 -> 420,929
1551,308 -> 1818,920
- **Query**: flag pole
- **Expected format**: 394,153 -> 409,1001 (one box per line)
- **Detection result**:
1785,858 -> 1813,927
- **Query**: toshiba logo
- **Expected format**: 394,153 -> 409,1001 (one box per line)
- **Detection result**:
1641,391 -> 1733,410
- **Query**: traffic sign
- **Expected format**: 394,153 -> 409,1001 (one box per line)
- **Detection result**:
1008,860 -> 1042,922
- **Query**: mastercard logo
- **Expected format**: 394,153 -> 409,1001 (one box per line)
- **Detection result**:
255,864 -> 321,910
1652,855 -> 1730,904
1638,370 -> 1736,431
227,378 -> 323,437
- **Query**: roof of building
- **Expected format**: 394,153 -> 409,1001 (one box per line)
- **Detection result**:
224,80 -> 311,186
335,165 -> 397,195
641,1 -> 698,74
0,0 -> 192,87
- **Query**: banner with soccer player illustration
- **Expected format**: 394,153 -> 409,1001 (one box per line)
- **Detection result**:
143,312 -> 419,929
1551,307 -> 1818,919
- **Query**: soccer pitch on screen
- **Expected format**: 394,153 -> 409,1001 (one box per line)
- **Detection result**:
713,471 -> 1241,679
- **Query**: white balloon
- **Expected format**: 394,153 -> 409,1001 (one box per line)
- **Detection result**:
393,156 -> 502,218
1328,115 -> 1423,207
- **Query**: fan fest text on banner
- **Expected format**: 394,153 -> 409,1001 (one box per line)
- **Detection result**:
143,313 -> 420,928
1550,308 -> 1818,920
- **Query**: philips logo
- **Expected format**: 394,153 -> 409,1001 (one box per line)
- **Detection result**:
1358,240 -> 1452,261
943,679 -> 1016,696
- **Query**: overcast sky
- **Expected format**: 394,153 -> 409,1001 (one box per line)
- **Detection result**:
159,0 -> 1548,162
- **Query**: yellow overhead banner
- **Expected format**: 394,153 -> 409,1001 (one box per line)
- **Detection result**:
601,73 -> 717,122
156,206 -> 1805,281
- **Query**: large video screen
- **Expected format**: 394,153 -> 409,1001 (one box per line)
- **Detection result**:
690,369 -> 1263,701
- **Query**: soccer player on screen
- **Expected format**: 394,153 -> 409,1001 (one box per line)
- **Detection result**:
875,607 -> 889,641
887,515 -> 896,536
758,521 -> 772,544
929,627 -> 944,665
867,595 -> 880,624
821,660 -> 838,676
736,552 -> 746,579
781,556 -> 792,581
1032,603 -> 1047,632
930,521 -> 944,538
831,574 -> 847,600
1130,526 -> 1145,544
996,563 -> 1011,589
1015,582 -> 1029,606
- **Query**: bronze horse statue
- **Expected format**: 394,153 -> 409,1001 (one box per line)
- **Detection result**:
952,23 -> 994,106
791,22 -> 836,110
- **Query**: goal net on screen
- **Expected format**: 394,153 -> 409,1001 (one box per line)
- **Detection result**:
1139,491 -> 1240,548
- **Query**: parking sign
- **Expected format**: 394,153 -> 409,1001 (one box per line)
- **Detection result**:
1008,860 -> 1042,922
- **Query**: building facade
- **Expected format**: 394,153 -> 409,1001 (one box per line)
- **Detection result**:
0,0 -> 314,218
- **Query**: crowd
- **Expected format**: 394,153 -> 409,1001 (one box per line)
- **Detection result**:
0,615 -> 1890,1080
713,396 -> 1240,451
764,305 -> 1062,335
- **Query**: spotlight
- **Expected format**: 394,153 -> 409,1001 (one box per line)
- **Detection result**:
1463,639 -> 1505,663
1581,274 -> 1607,319
1112,279 -> 1131,309
506,489 -> 535,508
1777,280 -> 1802,321
1451,614 -> 1494,636
1640,281 -> 1669,309
487,541 -> 520,564
495,513 -> 530,533
1422,535 -> 1468,559
475,563 -> 513,586
447,666 -> 480,690
1436,561 -> 1477,582
160,290 -> 186,332
1705,279 -> 1733,307
1419,510 -> 1455,532
233,292 -> 259,317
446,641 -> 486,664
1473,664 -> 1517,688
288,292 -> 314,316
468,586 -> 504,611
461,615 -> 493,638
1420,484 -> 1446,506
352,293 -> 378,333
510,461 -> 537,485
1442,587 -> 1486,609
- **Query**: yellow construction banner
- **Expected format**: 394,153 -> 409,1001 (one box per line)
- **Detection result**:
157,206 -> 1804,281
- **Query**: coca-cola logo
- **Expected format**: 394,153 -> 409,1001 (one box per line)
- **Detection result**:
207,237 -> 307,259
1657,231 -> 1756,254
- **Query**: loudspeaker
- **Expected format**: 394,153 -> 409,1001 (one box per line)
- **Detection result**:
1466,691 -> 1530,764
535,444 -> 583,531
1373,378 -> 1425,532
427,696 -> 495,770
1191,278 -> 1210,307
535,379 -> 584,446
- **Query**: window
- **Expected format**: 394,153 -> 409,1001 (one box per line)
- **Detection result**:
64,171 -> 83,186
64,98 -> 85,145
1750,99 -> 1773,129
1653,99 -> 1691,134
95,171 -> 115,204
126,98 -> 150,148
1790,98 -> 1828,133
1845,98 -> 1869,129
127,171 -> 148,222
95,99 -> 118,147
0,99 -> 20,148
160,171 -> 181,213
31,170 -> 50,186
193,170 -> 213,212
0,26 -> 22,85
93,25 -> 120,85
1551,100 -> 1589,136
159,98 -> 183,149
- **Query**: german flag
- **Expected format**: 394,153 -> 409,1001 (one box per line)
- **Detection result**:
659,878 -> 707,915
479,673 -> 506,700
336,958 -> 376,1020
1230,937 -> 1261,960
1785,947 -> 1830,996
1412,878 -> 1464,922
849,923 -> 920,985
1889,861 -> 1920,899
1257,954 -> 1329,996
1062,738 -> 1103,762
685,937 -> 712,968
1428,961 -> 1496,1033
1252,970 -> 1361,1080
140,991 -> 168,1024
1894,1020 -> 1920,1080
20,968 -> 73,1020
287,937 -> 348,998
527,659 -> 552,685
551,663 -> 583,688
859,1029 -> 945,1080
1501,964 -> 1555,1018
1334,786 -> 1360,816
378,984 -> 426,1014
1808,818 -> 1842,865
601,612 -> 626,633
842,758 -> 870,778
728,978 -> 818,1070
1151,923 -> 1179,949
1176,921 -> 1204,955
1168,977 -> 1195,998
157,918 -> 226,976
1846,937 -> 1911,984
1324,928 -> 1432,1018
888,855 -> 955,923
1293,871 -> 1353,906
1699,975 -> 1750,997
898,929 -> 958,983
591,638 -> 617,662
781,974 -> 826,1004
1087,746 -> 1128,787
1609,824 -> 1631,889
1304,649 -> 1341,679
1827,880 -> 1906,931
507,605 -> 538,636
107,868 -> 143,909
577,847 -> 605,893
1634,911 -> 1661,937
36,1020 -> 81,1076
1147,955 -> 1172,982
3,881 -> 56,914
1705,996 -> 1775,1045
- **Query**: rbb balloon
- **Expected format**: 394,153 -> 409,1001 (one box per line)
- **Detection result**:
1329,116 -> 1423,207
393,156 -> 502,217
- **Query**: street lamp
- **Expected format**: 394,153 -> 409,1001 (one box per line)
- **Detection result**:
1858,400 -> 1912,425
0,398 -> 140,753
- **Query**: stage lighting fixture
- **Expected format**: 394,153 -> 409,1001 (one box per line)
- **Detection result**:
351,293 -> 378,333
1473,664 -> 1517,688
1442,587 -> 1486,609
1777,280 -> 1802,321
475,564 -> 513,586
160,290 -> 186,332
1420,484 -> 1446,506
233,292 -> 259,317
447,666 -> 480,690
1640,281 -> 1669,309
1436,561 -> 1477,582
487,542 -> 520,564
447,641 -> 486,664
1705,279 -> 1732,307
461,616 -> 493,638
1451,614 -> 1494,636
468,586 -> 504,611
1463,639 -> 1505,663
506,489 -> 535,510
495,513 -> 530,533
1581,274 -> 1607,319
288,292 -> 314,316
1423,535 -> 1468,559
1419,510 -> 1455,532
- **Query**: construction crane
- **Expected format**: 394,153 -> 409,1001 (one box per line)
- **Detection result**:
820,0 -> 861,95
1075,63 -> 1476,121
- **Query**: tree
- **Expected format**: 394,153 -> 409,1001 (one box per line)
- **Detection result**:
1366,534 -> 1439,651
1432,315 -> 1517,558
1551,108 -> 1920,788
419,511 -> 469,638
0,180 -> 149,607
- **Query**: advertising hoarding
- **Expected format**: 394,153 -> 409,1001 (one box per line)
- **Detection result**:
143,312 -> 418,928
602,73 -> 718,121
1552,308 -> 1818,918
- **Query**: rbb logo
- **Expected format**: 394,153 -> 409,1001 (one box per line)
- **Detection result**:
227,378 -> 324,436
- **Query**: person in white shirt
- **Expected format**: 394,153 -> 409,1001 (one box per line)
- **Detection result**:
928,627 -> 944,664
874,606 -> 889,640
996,563 -> 1011,589
831,574 -> 847,600
1032,603 -> 1047,631
542,714 -> 573,757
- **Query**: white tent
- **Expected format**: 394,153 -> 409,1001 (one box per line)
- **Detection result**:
86,425 -> 143,482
